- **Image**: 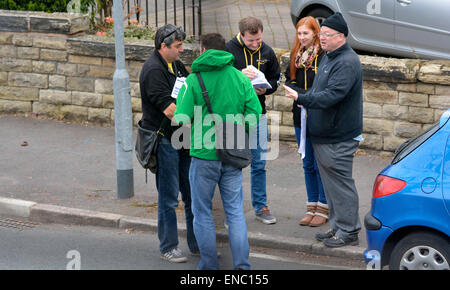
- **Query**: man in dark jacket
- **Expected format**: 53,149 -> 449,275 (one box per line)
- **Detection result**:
285,12 -> 363,248
226,17 -> 281,225
139,24 -> 198,262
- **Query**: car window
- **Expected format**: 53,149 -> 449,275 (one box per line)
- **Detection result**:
392,122 -> 443,164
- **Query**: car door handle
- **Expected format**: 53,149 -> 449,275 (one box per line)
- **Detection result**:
397,0 -> 412,5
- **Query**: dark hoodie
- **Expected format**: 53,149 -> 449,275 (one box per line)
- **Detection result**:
226,34 -> 281,114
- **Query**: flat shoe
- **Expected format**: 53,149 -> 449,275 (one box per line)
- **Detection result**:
323,235 -> 359,248
299,214 -> 314,226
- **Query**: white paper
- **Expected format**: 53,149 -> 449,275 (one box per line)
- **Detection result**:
298,106 -> 307,159
171,77 -> 186,99
247,65 -> 272,90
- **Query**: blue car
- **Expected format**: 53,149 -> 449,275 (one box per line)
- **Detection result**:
364,109 -> 450,270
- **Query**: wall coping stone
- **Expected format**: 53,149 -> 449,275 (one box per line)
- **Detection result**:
0,10 -> 88,34
67,35 -> 199,63
281,52 -> 450,85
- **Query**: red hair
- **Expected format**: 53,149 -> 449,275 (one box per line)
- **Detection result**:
289,16 -> 321,80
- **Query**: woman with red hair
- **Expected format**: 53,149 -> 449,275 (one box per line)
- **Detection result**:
285,16 -> 328,227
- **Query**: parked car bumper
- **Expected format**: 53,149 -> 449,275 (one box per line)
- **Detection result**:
364,212 -> 393,266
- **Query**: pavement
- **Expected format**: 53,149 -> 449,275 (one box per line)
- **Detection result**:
138,0 -> 296,50
0,114 -> 392,263
199,0 -> 296,50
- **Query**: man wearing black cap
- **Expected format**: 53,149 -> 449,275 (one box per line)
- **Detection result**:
284,12 -> 363,248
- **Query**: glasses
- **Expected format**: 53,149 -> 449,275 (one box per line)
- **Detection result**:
317,32 -> 341,38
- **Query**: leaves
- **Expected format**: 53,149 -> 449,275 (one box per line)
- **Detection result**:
0,0 -> 70,12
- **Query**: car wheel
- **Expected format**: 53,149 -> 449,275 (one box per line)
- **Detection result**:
306,8 -> 333,26
389,232 -> 450,270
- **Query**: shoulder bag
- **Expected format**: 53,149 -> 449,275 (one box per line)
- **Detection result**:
135,119 -> 164,180
196,72 -> 252,169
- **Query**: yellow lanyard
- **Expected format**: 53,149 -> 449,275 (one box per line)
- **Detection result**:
237,33 -> 262,71
304,55 -> 318,90
167,62 -> 174,74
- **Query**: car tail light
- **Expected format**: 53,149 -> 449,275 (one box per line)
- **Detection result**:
372,174 -> 407,198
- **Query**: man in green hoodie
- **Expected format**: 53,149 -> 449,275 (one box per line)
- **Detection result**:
174,33 -> 262,270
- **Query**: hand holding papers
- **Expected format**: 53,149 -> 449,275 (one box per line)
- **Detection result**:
244,65 -> 272,90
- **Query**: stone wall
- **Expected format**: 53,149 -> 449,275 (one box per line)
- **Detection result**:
0,10 -> 88,34
0,11 -> 449,155
0,30 -> 197,125
271,54 -> 450,155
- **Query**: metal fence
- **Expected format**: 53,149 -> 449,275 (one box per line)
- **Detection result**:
125,0 -> 202,38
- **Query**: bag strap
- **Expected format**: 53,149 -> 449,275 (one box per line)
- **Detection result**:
196,72 -> 247,128
196,72 -> 216,125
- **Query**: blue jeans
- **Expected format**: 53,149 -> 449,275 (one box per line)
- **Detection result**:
295,127 -> 327,204
156,136 -> 198,254
189,157 -> 251,270
250,115 -> 268,213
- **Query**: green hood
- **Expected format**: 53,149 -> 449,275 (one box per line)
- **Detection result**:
174,48 -> 262,161
191,49 -> 235,72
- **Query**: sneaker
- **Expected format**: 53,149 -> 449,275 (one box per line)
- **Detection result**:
160,247 -> 187,263
323,235 -> 359,248
315,228 -> 337,242
255,206 -> 277,224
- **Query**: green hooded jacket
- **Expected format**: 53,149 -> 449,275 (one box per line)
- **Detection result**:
174,49 -> 262,161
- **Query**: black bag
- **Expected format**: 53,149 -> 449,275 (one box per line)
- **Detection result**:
135,120 -> 163,175
196,72 -> 252,169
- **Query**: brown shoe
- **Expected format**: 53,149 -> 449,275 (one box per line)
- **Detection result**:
299,202 -> 316,226
309,215 -> 327,227
309,202 -> 328,227
299,214 -> 314,226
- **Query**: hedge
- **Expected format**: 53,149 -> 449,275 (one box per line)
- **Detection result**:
0,0 -> 92,13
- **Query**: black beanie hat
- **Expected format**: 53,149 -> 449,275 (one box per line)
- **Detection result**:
321,12 -> 348,36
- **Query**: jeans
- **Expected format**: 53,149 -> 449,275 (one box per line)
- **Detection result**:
156,136 -> 198,254
250,114 -> 268,213
295,127 -> 327,204
189,157 -> 251,270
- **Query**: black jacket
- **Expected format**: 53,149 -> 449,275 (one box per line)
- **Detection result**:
296,43 -> 363,144
139,49 -> 189,137
285,50 -> 324,128
226,34 -> 281,114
